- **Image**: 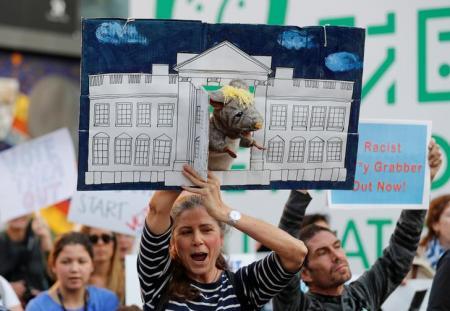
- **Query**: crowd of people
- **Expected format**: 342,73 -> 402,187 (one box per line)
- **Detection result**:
0,218 -> 136,310
0,141 -> 449,310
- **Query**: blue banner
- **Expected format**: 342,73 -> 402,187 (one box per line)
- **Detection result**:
330,121 -> 429,205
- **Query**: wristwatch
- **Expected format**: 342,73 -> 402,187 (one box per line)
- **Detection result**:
227,209 -> 241,226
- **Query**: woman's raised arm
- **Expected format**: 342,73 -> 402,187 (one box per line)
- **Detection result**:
146,190 -> 181,235
181,165 -> 308,272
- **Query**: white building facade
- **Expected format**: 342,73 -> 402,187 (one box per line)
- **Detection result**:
85,42 -> 354,186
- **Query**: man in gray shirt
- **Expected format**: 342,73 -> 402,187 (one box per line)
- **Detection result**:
273,140 -> 442,311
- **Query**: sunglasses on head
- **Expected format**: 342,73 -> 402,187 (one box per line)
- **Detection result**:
89,233 -> 114,244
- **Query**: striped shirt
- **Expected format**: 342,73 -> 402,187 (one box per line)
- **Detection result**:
138,223 -> 295,310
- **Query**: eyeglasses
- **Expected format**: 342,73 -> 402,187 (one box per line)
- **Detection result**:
89,234 -> 115,244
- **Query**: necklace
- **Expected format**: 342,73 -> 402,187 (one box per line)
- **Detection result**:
56,288 -> 88,311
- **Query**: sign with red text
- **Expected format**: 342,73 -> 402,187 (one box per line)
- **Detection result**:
68,190 -> 152,235
0,128 -> 77,223
329,120 -> 431,209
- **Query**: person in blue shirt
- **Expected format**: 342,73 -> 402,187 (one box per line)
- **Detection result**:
26,232 -> 119,311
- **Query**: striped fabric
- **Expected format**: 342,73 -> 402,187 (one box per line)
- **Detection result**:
137,223 -> 295,310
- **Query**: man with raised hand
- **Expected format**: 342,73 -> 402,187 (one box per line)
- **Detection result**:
273,140 -> 442,311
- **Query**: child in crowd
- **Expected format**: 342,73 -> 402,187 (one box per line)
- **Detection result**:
25,232 -> 119,311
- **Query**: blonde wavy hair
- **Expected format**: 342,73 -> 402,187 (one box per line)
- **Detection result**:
220,85 -> 254,108
81,226 -> 125,304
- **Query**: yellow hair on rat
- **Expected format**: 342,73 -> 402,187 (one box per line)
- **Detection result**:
221,85 -> 254,107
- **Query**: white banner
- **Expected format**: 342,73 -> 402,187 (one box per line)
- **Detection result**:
68,190 -> 152,235
0,128 -> 77,223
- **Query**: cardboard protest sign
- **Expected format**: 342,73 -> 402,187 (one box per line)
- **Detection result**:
78,19 -> 365,191
329,120 -> 431,209
68,190 -> 152,235
0,128 -> 77,223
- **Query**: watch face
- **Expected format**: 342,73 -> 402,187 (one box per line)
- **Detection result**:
229,210 -> 241,222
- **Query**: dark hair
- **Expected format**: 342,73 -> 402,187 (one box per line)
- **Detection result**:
299,224 -> 336,267
302,214 -> 329,227
48,231 -> 94,279
420,195 -> 450,247
169,195 -> 228,300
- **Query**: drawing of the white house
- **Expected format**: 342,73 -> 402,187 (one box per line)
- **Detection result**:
85,41 -> 354,186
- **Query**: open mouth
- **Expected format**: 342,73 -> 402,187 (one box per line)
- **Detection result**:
191,252 -> 208,262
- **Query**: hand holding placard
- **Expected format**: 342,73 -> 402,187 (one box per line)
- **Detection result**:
428,139 -> 443,181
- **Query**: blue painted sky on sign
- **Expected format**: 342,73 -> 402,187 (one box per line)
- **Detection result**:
325,52 -> 363,72
81,19 -> 365,98
277,29 -> 318,50
95,21 -> 149,45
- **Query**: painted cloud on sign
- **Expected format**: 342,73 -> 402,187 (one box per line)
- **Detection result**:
277,29 -> 318,50
325,52 -> 363,72
95,22 -> 148,45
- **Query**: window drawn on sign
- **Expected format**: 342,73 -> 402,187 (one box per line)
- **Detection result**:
194,136 -> 200,159
292,105 -> 308,130
137,103 -> 151,127
327,137 -> 343,162
92,132 -> 109,165
116,103 -> 132,127
270,105 -> 287,130
195,105 -> 202,124
135,134 -> 150,166
308,136 -> 325,163
267,136 -> 285,163
94,103 -> 110,127
310,106 -> 327,130
115,133 -> 132,164
153,134 -> 172,166
157,103 -> 175,127
288,136 -> 306,163
327,107 -> 345,131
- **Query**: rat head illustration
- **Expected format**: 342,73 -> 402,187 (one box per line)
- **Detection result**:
208,79 -> 265,162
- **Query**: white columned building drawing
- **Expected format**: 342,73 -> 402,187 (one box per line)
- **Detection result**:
85,41 -> 354,186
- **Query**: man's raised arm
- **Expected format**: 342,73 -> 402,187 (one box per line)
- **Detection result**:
352,140 -> 442,308
273,190 -> 312,311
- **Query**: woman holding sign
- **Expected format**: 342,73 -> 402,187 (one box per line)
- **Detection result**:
137,165 -> 308,310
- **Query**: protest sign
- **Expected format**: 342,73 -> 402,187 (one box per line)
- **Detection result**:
125,255 -> 140,306
329,120 -> 431,209
0,128 -> 77,223
382,279 -> 431,311
78,19 -> 365,191
68,190 -> 152,235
